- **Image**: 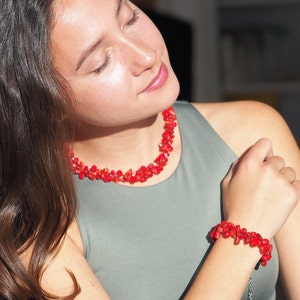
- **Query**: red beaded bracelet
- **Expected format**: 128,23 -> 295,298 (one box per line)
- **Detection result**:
210,220 -> 273,267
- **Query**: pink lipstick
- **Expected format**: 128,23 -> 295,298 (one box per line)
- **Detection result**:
143,63 -> 168,93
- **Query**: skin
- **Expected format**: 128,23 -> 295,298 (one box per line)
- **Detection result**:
40,0 -> 300,298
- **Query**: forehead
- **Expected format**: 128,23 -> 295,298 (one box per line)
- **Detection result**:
51,0 -> 114,72
51,0 -> 113,38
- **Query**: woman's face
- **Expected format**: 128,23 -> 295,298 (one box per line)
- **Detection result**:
51,0 -> 179,129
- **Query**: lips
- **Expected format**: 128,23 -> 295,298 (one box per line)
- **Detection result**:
142,63 -> 168,93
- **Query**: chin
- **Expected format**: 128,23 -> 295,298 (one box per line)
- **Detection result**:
167,72 -> 180,102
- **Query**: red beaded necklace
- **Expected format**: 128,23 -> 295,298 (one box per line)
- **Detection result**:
68,106 -> 177,184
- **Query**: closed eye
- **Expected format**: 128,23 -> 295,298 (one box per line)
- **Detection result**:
94,55 -> 111,74
126,9 -> 140,26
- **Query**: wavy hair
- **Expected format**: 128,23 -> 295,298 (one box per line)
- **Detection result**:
0,1 -> 79,298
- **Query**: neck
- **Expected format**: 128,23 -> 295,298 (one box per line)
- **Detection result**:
75,113 -> 158,141
72,114 -> 162,170
69,107 -> 179,185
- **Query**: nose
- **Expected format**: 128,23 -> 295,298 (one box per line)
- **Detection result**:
119,36 -> 157,76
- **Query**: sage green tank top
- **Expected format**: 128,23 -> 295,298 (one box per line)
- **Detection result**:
75,101 -> 278,299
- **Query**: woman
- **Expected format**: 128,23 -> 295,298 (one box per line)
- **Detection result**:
1,0 -> 300,299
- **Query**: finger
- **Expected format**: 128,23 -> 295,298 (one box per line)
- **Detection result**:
224,138 -> 276,185
224,139 -> 273,184
242,138 -> 273,163
280,166 -> 297,183
264,155 -> 285,171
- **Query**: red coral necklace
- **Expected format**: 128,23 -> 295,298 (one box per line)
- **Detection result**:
68,106 -> 177,184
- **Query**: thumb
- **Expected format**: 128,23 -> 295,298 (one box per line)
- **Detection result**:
224,138 -> 274,184
242,138 -> 273,163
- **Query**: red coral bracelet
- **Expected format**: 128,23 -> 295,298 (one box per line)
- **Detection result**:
210,220 -> 273,267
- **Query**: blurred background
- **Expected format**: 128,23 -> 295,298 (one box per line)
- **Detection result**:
133,0 -> 300,146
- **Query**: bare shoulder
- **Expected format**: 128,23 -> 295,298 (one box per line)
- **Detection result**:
192,100 -> 299,160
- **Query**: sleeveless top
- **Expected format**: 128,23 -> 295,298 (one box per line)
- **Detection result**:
75,101 -> 278,300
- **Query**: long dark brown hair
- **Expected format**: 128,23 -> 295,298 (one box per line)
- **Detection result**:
0,1 -> 79,298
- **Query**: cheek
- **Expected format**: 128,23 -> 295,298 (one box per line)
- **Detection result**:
70,66 -> 133,122
76,65 -> 131,100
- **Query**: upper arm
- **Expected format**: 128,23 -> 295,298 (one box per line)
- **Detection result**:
40,223 -> 110,299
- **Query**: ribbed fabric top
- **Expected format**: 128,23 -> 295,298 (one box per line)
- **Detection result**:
75,101 -> 278,299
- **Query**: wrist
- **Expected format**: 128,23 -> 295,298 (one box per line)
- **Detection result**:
210,220 -> 273,267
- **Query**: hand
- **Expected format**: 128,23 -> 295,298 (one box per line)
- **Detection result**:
222,138 -> 300,239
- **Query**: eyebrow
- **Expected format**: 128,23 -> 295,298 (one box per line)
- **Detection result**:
76,38 -> 103,71
75,0 -> 123,71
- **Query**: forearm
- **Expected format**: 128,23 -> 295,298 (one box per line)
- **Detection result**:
184,237 -> 261,299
